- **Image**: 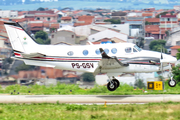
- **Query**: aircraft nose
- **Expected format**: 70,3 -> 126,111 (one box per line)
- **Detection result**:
167,55 -> 177,63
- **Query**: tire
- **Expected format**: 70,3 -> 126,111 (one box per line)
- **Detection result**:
107,81 -> 117,91
168,79 -> 176,87
112,79 -> 120,88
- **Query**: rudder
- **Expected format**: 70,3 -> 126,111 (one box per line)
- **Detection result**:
4,22 -> 38,54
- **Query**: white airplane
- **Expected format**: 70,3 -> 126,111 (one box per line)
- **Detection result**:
4,21 -> 178,91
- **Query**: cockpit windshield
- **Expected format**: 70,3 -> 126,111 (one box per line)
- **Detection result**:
134,45 -> 142,52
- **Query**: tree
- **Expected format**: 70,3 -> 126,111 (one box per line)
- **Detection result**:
176,49 -> 180,60
149,40 -> 166,50
134,79 -> 146,89
15,63 -> 36,73
152,44 -> 167,53
81,73 -> 95,82
35,31 -> 50,45
156,12 -> 168,18
37,7 -> 45,11
172,65 -> 180,83
104,19 -> 121,24
172,50 -> 180,83
145,21 -> 151,25
35,30 -> 48,40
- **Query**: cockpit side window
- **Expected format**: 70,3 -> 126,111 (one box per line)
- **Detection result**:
125,47 -> 132,53
133,48 -> 137,52
134,45 -> 142,52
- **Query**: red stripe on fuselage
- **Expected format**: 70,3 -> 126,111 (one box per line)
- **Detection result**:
10,26 -> 23,31
14,52 -> 22,57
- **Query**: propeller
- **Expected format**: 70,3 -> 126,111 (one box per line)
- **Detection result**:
160,45 -> 165,90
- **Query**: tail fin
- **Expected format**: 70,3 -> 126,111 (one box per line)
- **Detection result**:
4,22 -> 38,54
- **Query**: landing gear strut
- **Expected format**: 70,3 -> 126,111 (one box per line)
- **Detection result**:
107,77 -> 120,91
168,77 -> 176,87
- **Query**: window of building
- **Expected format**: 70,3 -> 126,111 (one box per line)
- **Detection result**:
37,17 -> 40,20
167,18 -> 170,21
47,17 -> 51,21
72,35 -> 74,38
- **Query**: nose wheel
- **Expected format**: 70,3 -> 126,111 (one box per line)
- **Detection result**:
107,78 -> 120,91
168,77 -> 176,87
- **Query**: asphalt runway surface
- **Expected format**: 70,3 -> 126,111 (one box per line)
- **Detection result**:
0,95 -> 180,104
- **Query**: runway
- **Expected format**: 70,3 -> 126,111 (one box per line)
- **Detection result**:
0,95 -> 180,103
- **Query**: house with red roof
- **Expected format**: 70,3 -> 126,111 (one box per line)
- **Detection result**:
145,25 -> 165,39
145,18 -> 160,25
61,16 -> 73,24
170,46 -> 180,56
74,15 -> 95,27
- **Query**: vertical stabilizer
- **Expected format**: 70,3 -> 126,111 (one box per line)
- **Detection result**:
4,22 -> 38,54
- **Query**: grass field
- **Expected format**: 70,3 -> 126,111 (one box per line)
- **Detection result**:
0,81 -> 180,95
0,102 -> 180,120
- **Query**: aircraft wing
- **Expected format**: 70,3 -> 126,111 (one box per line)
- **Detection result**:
21,52 -> 46,58
94,48 -> 128,75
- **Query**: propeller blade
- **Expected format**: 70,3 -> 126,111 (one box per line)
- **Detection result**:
161,45 -> 163,59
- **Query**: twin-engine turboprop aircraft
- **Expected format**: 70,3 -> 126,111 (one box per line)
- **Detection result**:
4,21 -> 178,91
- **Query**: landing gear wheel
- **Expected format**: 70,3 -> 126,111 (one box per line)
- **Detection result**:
168,79 -> 176,87
112,79 -> 120,88
107,81 -> 117,91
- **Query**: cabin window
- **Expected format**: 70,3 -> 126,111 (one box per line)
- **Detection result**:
95,49 -> 100,55
104,49 -> 109,54
83,50 -> 88,56
67,51 -> 74,56
111,48 -> 117,54
125,47 -> 132,53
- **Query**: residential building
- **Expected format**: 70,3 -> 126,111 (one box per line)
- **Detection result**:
97,24 -> 130,35
51,29 -> 87,45
145,25 -> 165,39
0,10 -> 18,18
74,15 -> 95,27
142,12 -> 154,18
34,14 -> 58,23
28,21 -> 44,34
88,29 -> 127,43
142,8 -> 155,12
125,21 -> 145,37
61,16 -> 73,24
170,46 -> 180,56
160,15 -> 178,31
111,11 -> 127,23
145,18 -> 160,25
174,6 -> 180,11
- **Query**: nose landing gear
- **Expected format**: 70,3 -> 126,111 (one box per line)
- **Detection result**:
107,77 -> 120,91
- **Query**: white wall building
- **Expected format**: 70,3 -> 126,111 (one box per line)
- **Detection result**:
88,29 -> 128,42
0,10 -> 18,18
97,24 -> 130,35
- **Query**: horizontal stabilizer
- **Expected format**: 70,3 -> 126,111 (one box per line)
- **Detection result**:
21,52 -> 46,58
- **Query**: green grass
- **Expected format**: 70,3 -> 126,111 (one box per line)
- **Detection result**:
0,102 -> 180,120
0,81 -> 180,95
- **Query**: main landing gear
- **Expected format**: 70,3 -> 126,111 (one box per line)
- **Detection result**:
107,77 -> 120,91
168,76 -> 176,87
